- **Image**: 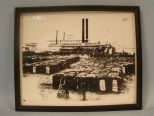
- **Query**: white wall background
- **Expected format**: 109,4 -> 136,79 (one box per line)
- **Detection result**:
0,0 -> 153,115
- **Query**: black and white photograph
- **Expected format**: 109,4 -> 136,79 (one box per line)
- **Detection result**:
14,6 -> 142,111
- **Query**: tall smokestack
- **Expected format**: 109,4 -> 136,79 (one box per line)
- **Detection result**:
56,30 -> 58,44
82,19 -> 85,43
86,18 -> 88,42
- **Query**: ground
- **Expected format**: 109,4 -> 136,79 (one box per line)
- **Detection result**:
20,74 -> 136,106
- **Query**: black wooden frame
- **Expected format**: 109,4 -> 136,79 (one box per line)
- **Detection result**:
14,5 -> 142,112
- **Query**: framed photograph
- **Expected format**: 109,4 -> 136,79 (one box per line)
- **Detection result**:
14,5 -> 142,111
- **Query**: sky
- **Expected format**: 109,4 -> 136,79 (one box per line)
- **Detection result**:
20,11 -> 136,53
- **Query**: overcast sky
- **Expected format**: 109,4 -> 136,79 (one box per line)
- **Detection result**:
20,11 -> 136,53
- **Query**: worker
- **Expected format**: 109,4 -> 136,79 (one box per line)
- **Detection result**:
80,78 -> 87,101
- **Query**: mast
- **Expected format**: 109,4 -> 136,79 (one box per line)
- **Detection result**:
56,30 -> 58,44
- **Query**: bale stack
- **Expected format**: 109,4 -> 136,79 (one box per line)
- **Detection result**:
52,72 -> 123,93
51,57 -> 126,94
23,56 -> 80,74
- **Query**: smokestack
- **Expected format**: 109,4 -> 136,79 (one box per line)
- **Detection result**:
82,19 -> 85,43
56,30 -> 58,44
86,18 -> 88,42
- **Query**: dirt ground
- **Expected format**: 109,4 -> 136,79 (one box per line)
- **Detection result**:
20,73 -> 136,106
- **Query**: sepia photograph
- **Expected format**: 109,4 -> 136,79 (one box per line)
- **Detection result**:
14,6 -> 142,111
